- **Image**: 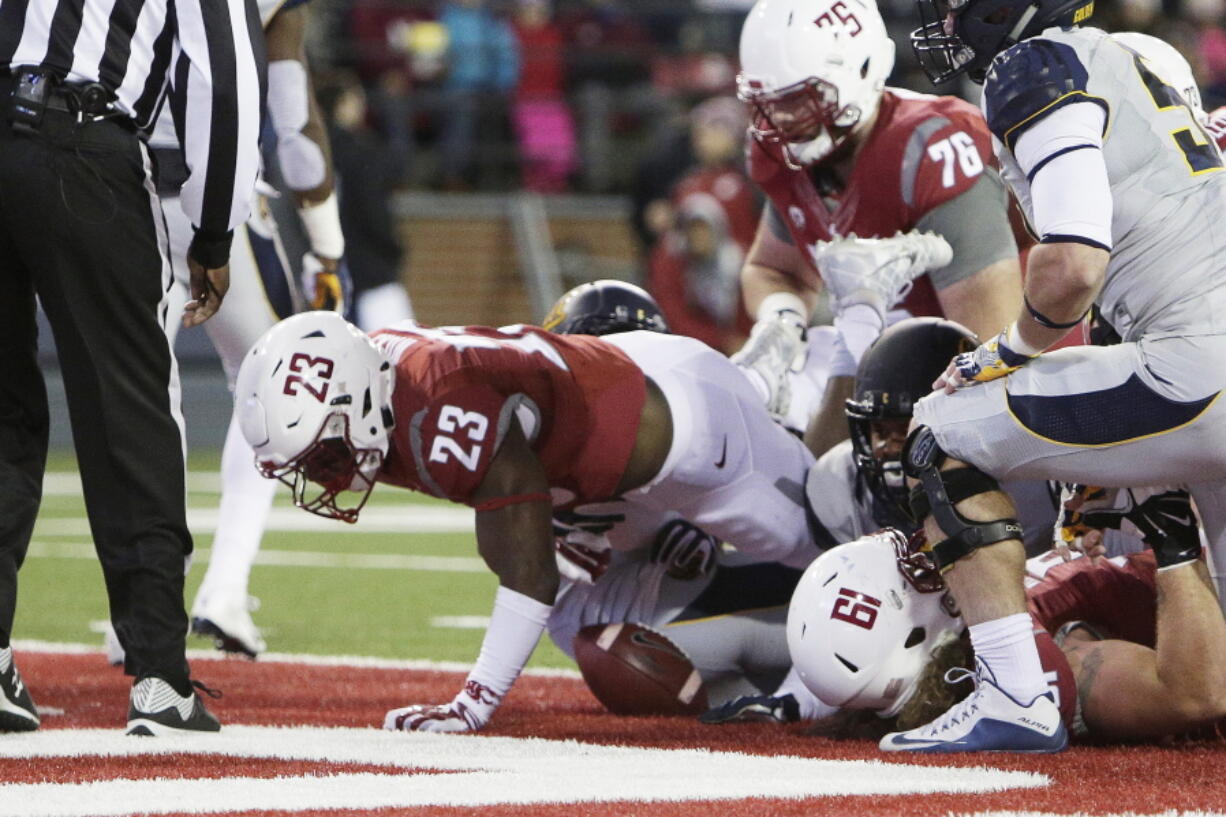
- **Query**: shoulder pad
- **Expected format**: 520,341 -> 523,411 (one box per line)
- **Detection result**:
983,38 -> 1100,150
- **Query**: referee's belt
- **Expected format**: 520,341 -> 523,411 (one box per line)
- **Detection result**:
3,69 -> 126,127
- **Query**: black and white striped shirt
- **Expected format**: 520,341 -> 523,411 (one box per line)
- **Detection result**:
0,0 -> 266,248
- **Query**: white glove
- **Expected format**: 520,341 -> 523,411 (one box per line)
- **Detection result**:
812,230 -> 953,321
383,680 -> 501,733
732,305 -> 807,419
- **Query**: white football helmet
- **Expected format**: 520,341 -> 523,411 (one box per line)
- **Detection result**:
738,0 -> 895,168
1113,32 -> 1205,124
235,311 -> 395,523
786,529 -> 962,716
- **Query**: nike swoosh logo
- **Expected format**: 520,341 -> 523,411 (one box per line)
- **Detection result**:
714,436 -> 728,469
1161,514 -> 1194,527
630,630 -> 685,660
884,734 -> 970,749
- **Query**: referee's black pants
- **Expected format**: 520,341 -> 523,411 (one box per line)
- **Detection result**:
0,96 -> 193,692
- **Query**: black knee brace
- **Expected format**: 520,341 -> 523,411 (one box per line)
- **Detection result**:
902,425 -> 1023,571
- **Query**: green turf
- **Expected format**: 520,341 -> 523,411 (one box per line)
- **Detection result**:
20,448 -> 576,669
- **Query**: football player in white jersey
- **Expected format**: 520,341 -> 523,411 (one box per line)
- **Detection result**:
153,0 -> 352,657
883,2 -> 1226,753
542,281 -> 806,705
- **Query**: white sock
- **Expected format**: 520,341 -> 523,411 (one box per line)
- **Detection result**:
195,415 -> 278,607
774,665 -> 838,720
0,646 -> 11,674
969,613 -> 1048,702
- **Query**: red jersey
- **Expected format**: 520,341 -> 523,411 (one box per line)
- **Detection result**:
1027,552 -> 1158,648
1209,106 -> 1226,151
370,324 -> 646,508
749,89 -> 998,317
1024,551 -> 1160,734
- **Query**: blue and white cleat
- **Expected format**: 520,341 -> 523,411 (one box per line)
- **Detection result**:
879,659 -> 1068,754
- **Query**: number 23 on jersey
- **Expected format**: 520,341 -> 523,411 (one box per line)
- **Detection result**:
429,405 -> 490,471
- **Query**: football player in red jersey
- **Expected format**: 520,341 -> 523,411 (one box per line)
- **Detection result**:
730,0 -> 1023,452
235,310 -> 819,732
785,514 -> 1226,743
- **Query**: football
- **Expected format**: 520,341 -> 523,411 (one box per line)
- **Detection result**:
573,622 -> 709,716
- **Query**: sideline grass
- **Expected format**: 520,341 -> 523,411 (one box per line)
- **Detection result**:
19,448 -> 575,668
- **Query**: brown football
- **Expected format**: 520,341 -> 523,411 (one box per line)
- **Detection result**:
573,622 -> 709,716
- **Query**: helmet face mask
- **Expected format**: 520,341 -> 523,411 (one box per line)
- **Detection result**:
739,75 -> 863,170
237,311 -> 395,525
259,414 -> 384,524
910,0 -> 1095,85
845,318 -> 978,519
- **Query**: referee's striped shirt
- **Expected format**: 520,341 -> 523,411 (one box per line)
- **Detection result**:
0,0 -> 266,251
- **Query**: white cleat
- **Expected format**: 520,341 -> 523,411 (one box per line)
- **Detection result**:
879,659 -> 1068,754
811,230 -> 954,318
190,594 -> 266,659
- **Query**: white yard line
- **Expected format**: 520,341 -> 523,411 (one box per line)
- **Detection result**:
25,541 -> 486,573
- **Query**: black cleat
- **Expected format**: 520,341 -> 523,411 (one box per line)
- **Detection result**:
0,647 -> 39,732
126,677 -> 221,736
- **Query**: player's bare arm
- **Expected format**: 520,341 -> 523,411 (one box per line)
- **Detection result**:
933,256 -> 1020,342
1063,560 -> 1226,739
470,418 -> 557,606
265,6 -> 335,205
265,4 -> 347,309
740,210 -> 819,318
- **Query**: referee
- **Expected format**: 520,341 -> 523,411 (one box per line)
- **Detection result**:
0,0 -> 265,734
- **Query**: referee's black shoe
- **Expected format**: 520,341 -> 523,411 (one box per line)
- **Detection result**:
0,646 -> 39,732
126,677 -> 221,736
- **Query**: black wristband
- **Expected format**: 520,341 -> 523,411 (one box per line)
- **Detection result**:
188,228 -> 234,270
1025,294 -> 1087,330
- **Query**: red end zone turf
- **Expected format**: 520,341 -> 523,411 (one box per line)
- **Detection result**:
8,649 -> 1226,817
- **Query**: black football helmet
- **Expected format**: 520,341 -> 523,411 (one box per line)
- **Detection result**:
846,317 -> 978,518
911,0 -> 1095,84
542,279 -> 670,337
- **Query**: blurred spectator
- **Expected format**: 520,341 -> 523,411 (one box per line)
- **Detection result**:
559,0 -> 680,192
438,0 -> 521,190
512,0 -> 577,192
347,0 -> 446,173
647,96 -> 757,354
1185,0 -> 1226,104
324,73 -> 415,331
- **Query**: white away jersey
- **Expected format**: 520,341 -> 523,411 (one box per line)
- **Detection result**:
983,26 -> 1226,340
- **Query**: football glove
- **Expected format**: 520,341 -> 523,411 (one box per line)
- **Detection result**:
301,252 -> 353,314
951,329 -> 1035,386
811,230 -> 953,321
383,680 -> 501,733
732,308 -> 807,419
554,531 -> 611,585
650,519 -> 717,581
699,693 -> 800,725
1057,483 -> 1201,569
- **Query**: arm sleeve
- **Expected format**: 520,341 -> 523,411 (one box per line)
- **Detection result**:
916,165 -> 1019,290
173,0 -> 267,264
1012,102 -> 1113,250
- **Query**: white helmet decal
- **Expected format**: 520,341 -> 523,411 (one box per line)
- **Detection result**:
786,529 -> 962,716
235,311 -> 395,523
738,0 -> 896,167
